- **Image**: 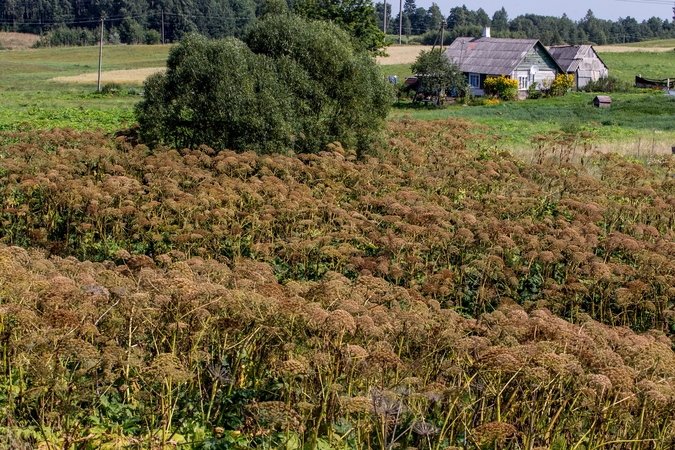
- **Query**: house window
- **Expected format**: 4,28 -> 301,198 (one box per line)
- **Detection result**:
518,76 -> 529,89
469,74 -> 480,88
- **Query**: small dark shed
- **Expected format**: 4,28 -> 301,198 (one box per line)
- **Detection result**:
593,95 -> 611,107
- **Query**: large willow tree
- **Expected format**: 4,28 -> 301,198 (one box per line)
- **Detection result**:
136,9 -> 391,155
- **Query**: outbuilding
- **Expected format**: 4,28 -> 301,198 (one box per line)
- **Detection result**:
548,45 -> 609,90
593,95 -> 611,107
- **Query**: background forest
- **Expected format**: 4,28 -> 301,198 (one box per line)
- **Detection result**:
2,0 -> 675,47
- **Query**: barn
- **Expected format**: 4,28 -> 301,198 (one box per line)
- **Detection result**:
444,27 -> 563,97
548,45 -> 608,90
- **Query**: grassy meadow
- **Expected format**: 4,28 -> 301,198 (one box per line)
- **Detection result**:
379,44 -> 675,153
3,39 -> 675,150
0,44 -> 170,131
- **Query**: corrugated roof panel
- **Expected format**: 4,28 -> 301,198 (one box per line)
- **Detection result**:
445,37 -> 543,75
548,45 -> 604,73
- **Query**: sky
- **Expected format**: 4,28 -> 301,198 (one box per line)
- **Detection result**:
404,0 -> 674,22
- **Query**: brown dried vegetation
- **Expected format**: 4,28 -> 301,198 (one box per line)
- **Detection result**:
1,120 -> 675,448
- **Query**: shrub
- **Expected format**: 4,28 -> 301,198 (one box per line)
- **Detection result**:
100,83 -> 123,95
549,73 -> 575,96
483,75 -> 518,100
527,81 -> 543,99
136,13 -> 390,155
34,26 -> 98,47
145,29 -> 161,45
583,76 -> 632,93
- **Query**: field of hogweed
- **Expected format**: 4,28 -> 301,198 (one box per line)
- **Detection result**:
2,119 -> 675,448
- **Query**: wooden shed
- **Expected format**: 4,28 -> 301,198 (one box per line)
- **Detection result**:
548,45 -> 608,90
593,96 -> 611,107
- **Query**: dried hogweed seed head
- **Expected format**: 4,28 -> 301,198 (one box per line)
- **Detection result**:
276,359 -> 309,377
342,344 -> 369,359
295,401 -> 315,412
644,390 -> 668,407
367,349 -> 402,371
473,422 -> 517,446
114,249 -> 131,261
323,309 -> 356,335
412,421 -> 439,436
587,374 -> 613,396
311,351 -> 331,369
341,396 -> 374,414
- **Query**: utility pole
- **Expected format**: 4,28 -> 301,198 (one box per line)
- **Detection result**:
97,18 -> 104,93
398,0 -> 403,44
383,0 -> 387,35
161,9 -> 165,44
440,21 -> 445,52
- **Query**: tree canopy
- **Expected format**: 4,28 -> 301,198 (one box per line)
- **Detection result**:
135,12 -> 391,155
293,0 -> 385,53
410,49 -> 467,100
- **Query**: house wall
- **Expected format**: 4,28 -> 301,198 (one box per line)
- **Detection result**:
575,48 -> 608,88
510,46 -> 557,90
465,72 -> 487,96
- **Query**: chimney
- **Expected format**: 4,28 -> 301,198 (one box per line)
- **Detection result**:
482,26 -> 491,38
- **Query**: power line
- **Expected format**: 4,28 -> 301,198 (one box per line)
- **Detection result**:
0,9 -> 256,26
616,0 -> 673,5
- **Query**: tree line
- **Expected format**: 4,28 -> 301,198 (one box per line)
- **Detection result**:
0,0 -> 384,50
377,1 -> 675,46
3,0 -> 675,48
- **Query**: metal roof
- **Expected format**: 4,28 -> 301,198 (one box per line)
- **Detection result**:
444,37 -> 552,75
548,45 -> 607,73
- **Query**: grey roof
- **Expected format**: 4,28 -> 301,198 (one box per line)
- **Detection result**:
444,37 -> 548,75
548,45 -> 606,73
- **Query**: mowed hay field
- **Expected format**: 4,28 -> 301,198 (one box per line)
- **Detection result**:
51,67 -> 165,85
377,44 -> 433,64
0,31 -> 39,49
50,44 -> 429,84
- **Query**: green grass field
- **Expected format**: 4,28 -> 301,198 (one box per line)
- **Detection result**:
391,91 -> 675,148
600,51 -> 675,83
621,39 -> 675,48
0,44 -> 170,131
382,43 -> 675,149
3,40 -> 675,149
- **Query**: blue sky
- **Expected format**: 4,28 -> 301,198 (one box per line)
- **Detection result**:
405,0 -> 673,22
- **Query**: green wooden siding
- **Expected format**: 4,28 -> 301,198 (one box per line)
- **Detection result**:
516,44 -> 557,73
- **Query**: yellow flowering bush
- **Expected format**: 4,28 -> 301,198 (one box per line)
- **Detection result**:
550,73 -> 574,96
481,98 -> 500,106
483,75 -> 519,101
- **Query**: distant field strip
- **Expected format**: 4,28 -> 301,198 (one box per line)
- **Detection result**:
374,43 -> 673,67
47,46 -> 427,83
593,45 -> 673,52
51,67 -> 165,84
0,32 -> 39,49
377,45 -> 433,64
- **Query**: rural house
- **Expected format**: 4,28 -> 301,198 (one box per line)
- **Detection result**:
444,27 -> 562,96
548,45 -> 608,89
